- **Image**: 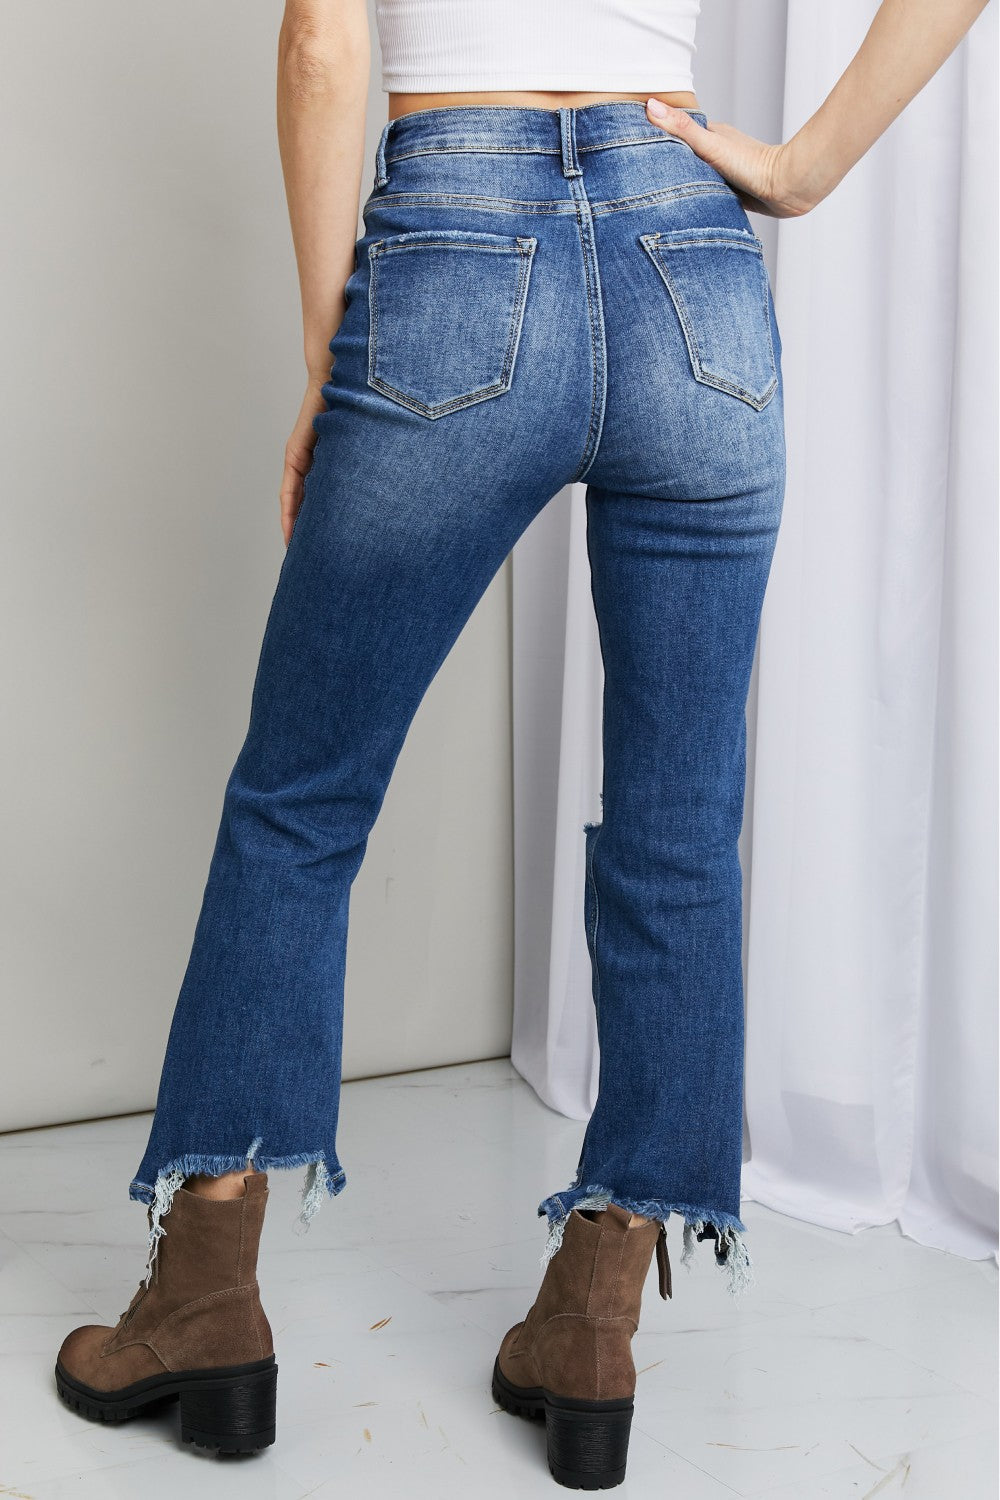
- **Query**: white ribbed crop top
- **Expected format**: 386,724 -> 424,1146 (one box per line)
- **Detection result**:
375,0 -> 701,96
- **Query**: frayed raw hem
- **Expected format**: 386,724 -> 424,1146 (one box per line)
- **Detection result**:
537,1182 -> 755,1299
128,1136 -> 347,1282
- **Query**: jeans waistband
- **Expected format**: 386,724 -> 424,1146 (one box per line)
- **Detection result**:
374,102 -> 709,187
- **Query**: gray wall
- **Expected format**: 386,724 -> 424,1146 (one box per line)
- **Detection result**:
0,2 -> 514,1131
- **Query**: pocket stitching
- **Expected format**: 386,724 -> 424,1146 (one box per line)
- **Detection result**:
639,230 -> 778,410
367,234 -> 538,418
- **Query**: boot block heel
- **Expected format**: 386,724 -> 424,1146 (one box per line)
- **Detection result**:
179,1357 -> 277,1454
493,1353 -> 634,1490
544,1394 -> 634,1491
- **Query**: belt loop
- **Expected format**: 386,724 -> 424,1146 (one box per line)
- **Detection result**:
558,106 -> 581,178
374,118 -> 392,188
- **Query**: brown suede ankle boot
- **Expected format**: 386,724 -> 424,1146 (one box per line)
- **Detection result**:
54,1170 -> 276,1454
492,1203 -> 671,1489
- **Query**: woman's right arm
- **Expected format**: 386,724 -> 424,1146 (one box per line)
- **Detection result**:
277,0 -> 370,545
644,0 -> 991,219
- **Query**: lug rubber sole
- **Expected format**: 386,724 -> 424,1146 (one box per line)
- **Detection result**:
492,1354 -> 633,1490
54,1354 -> 277,1454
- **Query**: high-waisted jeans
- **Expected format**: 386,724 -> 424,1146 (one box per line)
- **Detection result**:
130,102 -> 785,1298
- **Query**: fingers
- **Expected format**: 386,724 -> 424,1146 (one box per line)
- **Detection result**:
643,101 -> 786,217
278,382 -> 328,547
645,97 -> 702,138
279,495 -> 295,548
645,98 -> 724,163
279,459 -> 304,548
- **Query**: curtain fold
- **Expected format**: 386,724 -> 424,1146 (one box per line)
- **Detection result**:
511,0 -> 997,1260
740,0 -> 997,1261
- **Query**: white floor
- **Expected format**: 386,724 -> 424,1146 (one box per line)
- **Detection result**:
0,1057 -> 996,1499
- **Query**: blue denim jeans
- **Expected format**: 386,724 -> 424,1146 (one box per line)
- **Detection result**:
130,103 -> 785,1297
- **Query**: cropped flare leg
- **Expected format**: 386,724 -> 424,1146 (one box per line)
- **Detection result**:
131,103 -> 785,1298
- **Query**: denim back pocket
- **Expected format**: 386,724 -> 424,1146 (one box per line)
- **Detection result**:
638,227 -> 777,410
367,229 -> 538,419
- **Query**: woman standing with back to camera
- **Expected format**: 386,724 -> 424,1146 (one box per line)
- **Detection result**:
53,0 -> 988,1486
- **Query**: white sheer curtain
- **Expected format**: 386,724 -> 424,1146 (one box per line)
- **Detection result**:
510,0 -> 998,1262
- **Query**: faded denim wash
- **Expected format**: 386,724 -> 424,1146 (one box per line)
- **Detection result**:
131,102 -> 785,1297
